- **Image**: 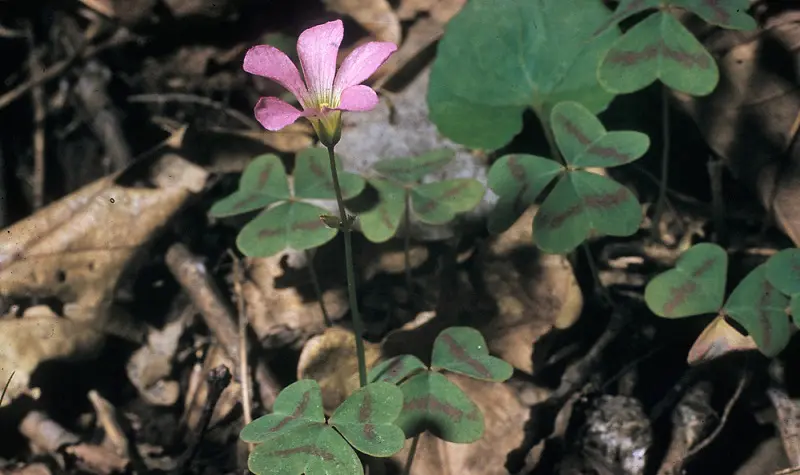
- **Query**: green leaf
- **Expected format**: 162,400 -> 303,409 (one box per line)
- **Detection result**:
410,179 -> 485,225
241,380 -> 325,443
594,0 -> 660,35
359,178 -> 406,243
551,101 -> 650,168
368,355 -> 428,385
723,264 -> 790,357
486,154 -> 563,234
671,0 -> 757,30
791,294 -> 800,330
644,243 -> 727,318
533,171 -> 641,253
248,422 -> 362,475
598,11 -> 718,96
209,154 -> 289,217
237,202 -> 336,257
329,382 -> 405,457
293,148 -> 365,201
428,0 -> 620,149
373,150 -> 455,184
765,249 -> 800,296
397,372 -> 484,443
431,327 -> 513,382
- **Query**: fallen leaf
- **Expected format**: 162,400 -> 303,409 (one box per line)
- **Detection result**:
65,443 -> 129,474
478,207 -> 583,373
0,152 -> 208,405
687,315 -> 759,364
323,0 -> 401,44
296,326 -> 382,412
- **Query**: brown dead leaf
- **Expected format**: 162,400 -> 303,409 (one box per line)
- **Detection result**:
478,206 -> 583,373
184,345 -> 241,431
0,153 -> 208,405
392,373 -> 537,475
687,315 -> 758,364
767,387 -> 800,468
65,444 -> 129,475
396,0 -> 465,23
296,326 -> 382,412
241,252 -> 348,347
0,464 -> 52,475
106,0 -> 157,24
323,0 -> 401,44
671,12 -> 800,245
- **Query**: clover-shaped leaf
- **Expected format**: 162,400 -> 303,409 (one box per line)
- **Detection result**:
791,294 -> 800,329
372,149 -> 455,184
359,152 -> 485,243
368,355 -> 428,385
428,0 -> 620,149
722,264 -> 791,357
293,148 -> 365,200
488,102 -> 647,252
213,149 -> 365,257
242,380 -> 362,475
670,0 -> 757,30
396,372 -> 484,443
645,243 -> 728,318
209,154 -> 289,217
329,382 -> 405,457
765,249 -> 800,296
431,327 -> 513,382
410,179 -> 485,225
598,11 -> 718,96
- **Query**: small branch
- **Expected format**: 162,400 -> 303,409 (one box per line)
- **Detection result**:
683,370 -> 748,461
402,435 -> 420,475
179,365 -> 232,474
128,93 -> 260,131
165,243 -> 280,410
26,27 -> 46,210
229,252 -> 253,433
1,371 -> 14,407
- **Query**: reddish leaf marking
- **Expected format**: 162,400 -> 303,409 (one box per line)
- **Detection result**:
541,203 -> 581,230
663,281 -> 697,316
258,227 -> 282,239
258,162 -> 275,189
404,395 -> 479,422
363,423 -> 377,440
292,220 -> 325,232
507,156 -> 527,182
441,334 -> 492,378
605,40 -> 711,69
418,181 -> 472,213
692,258 -> 717,278
558,116 -> 592,145
309,160 -> 326,178
379,204 -> 395,231
377,357 -> 406,382
583,188 -> 628,209
269,445 -> 335,461
270,390 -> 312,433
359,392 -> 372,423
703,0 -> 730,24
587,144 -> 630,163
756,280 -> 775,350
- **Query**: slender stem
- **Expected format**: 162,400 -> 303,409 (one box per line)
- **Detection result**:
541,118 -> 565,166
305,249 -> 332,327
402,435 -> 420,475
653,85 -> 671,236
581,243 -> 614,308
403,190 -> 412,293
0,371 -> 14,407
326,145 -> 367,387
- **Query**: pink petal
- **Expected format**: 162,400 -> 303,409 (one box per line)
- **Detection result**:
333,41 -> 397,94
254,97 -> 307,131
243,45 -> 308,104
336,85 -> 379,111
297,20 -> 343,105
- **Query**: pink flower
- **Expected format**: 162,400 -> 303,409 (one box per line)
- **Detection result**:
243,19 -> 397,146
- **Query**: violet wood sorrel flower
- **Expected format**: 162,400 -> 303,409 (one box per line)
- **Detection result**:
243,20 -> 397,147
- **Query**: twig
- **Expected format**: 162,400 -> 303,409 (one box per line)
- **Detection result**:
128,93 -> 261,131
228,251 -> 253,435
26,27 -> 46,210
683,369 -> 748,461
304,249 -> 332,327
179,365 -> 232,474
0,371 -> 14,406
0,28 -> 134,112
165,243 -> 280,410
402,435 -> 420,475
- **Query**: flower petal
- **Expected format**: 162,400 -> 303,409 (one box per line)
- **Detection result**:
254,97 -> 307,131
243,45 -> 308,103
297,20 -> 343,105
336,85 -> 379,111
333,41 -> 397,94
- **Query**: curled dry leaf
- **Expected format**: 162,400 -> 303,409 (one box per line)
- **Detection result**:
479,206 -> 583,373
323,0 -> 401,44
687,315 -> 758,364
0,153 -> 208,405
296,326 -> 382,412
